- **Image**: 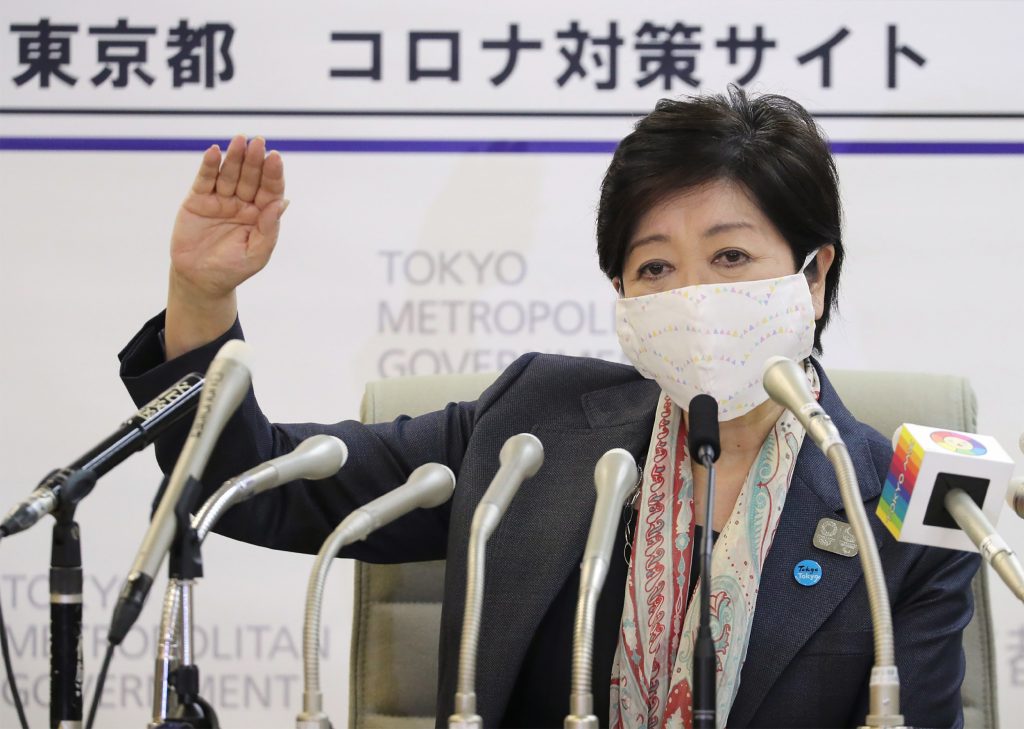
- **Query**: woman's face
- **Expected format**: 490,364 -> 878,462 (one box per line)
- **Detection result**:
615,178 -> 833,319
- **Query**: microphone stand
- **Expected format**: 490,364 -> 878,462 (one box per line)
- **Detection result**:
149,476 -> 219,729
47,468 -> 98,729
565,449 -> 637,729
297,463 -> 456,728
763,357 -> 905,728
449,434 -> 543,729
692,451 -> 716,729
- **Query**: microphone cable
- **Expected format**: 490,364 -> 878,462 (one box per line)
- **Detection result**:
85,643 -> 114,729
0,550 -> 30,729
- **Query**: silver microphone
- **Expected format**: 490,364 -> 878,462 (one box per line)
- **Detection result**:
297,463 -> 456,729
761,356 -> 903,729
109,339 -> 253,645
193,435 -> 349,540
150,435 -> 349,726
946,488 -> 1024,601
1007,478 -> 1024,520
450,433 -> 544,729
762,356 -> 843,453
566,448 -> 637,729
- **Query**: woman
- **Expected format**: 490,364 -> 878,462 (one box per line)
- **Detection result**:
119,88 -> 978,728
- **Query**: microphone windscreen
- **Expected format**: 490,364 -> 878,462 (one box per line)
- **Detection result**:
687,394 -> 721,462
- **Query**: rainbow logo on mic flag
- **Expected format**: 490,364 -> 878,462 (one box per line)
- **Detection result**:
877,427 -> 925,539
875,423 -> 1012,552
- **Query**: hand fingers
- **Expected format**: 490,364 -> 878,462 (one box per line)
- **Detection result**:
235,136 -> 266,203
259,150 -> 286,200
250,198 -> 290,261
216,134 -> 247,197
191,145 -> 222,195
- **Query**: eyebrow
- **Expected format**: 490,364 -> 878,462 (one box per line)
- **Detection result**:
702,221 -> 756,238
624,233 -> 670,258
624,221 -> 756,259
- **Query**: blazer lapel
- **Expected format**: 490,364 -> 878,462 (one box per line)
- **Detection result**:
449,361 -> 889,725
471,377 -> 660,724
726,367 -> 889,727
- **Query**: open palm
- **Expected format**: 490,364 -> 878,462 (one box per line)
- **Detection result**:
171,135 -> 288,299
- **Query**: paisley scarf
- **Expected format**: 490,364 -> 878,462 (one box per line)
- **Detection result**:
610,363 -> 820,729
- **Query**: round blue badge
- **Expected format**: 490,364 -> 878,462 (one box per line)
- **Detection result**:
794,559 -> 823,587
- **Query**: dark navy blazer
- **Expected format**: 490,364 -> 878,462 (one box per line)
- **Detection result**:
120,313 -> 978,728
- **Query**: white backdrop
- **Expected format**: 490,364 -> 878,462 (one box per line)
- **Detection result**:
1,1 -> 1022,727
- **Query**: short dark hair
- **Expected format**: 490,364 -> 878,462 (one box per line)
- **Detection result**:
596,86 -> 844,352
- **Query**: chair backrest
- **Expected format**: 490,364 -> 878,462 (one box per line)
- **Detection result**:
350,368 -> 997,729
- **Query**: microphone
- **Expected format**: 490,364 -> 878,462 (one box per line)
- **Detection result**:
0,373 -> 204,538
687,394 -> 721,729
687,394 -> 721,465
297,463 -> 456,729
150,435 -> 348,726
192,435 -> 349,540
762,356 -> 903,728
1006,478 -> 1024,519
450,433 -> 544,729
108,340 -> 252,646
565,449 -> 637,729
762,356 -> 842,453
878,424 -> 1021,600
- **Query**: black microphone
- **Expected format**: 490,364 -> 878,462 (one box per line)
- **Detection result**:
0,373 -> 204,538
73,373 -> 205,474
687,394 -> 720,729
687,394 -> 721,466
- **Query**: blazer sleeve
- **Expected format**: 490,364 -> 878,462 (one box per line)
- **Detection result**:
839,434 -> 982,729
894,546 -> 979,729
846,542 -> 979,729
118,311 -> 528,564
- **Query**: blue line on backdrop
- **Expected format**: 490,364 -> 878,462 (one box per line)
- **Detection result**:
0,137 -> 1022,155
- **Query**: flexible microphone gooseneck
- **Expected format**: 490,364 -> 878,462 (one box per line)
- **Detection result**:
564,448 -> 638,729
109,340 -> 253,647
687,394 -> 721,729
449,433 -> 544,729
762,356 -> 903,729
151,435 -> 349,726
296,462 -> 456,729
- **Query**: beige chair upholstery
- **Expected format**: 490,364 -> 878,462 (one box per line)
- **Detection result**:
350,369 -> 998,729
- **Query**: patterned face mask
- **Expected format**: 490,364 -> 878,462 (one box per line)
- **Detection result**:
615,252 -> 818,420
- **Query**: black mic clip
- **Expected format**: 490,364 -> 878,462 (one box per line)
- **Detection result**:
168,476 -> 205,581
0,468 -> 97,539
164,665 -> 220,729
54,468 -> 99,519
162,475 -> 219,729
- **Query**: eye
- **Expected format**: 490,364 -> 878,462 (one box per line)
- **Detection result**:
713,249 -> 751,267
637,260 -> 672,280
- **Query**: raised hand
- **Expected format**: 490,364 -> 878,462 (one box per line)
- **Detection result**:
165,135 -> 288,359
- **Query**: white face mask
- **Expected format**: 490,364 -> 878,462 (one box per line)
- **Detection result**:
615,253 -> 818,420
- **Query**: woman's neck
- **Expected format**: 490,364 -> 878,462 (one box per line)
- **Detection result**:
685,398 -> 785,464
686,398 -> 785,531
